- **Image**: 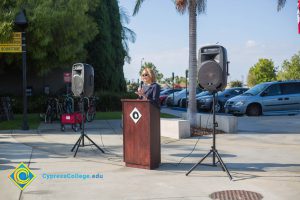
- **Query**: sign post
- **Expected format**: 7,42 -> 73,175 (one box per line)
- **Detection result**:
15,10 -> 29,130
0,10 -> 28,130
64,72 -> 71,94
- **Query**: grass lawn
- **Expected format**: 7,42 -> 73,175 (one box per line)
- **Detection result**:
95,112 -> 122,120
0,113 -> 41,130
0,112 -> 178,130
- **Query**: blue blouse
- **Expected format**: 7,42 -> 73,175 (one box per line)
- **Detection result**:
142,83 -> 161,108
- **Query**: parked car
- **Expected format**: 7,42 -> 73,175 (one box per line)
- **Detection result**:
159,88 -> 182,105
160,88 -> 182,96
225,80 -> 300,116
166,88 -> 202,107
166,89 -> 187,107
179,90 -> 210,108
197,87 -> 248,112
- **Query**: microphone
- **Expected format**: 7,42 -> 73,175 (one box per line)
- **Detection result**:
138,81 -> 144,99
140,81 -> 144,89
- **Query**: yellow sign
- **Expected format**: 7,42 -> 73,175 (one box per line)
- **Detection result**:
8,162 -> 37,190
12,32 -> 22,39
0,46 -> 22,53
0,32 -> 22,53
0,38 -> 22,46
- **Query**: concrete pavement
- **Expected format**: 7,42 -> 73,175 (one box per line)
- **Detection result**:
1,116 -> 300,200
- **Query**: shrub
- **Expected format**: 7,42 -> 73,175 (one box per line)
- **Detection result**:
9,95 -> 48,114
94,91 -> 137,111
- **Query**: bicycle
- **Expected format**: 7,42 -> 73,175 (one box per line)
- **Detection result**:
85,96 -> 97,122
63,94 -> 74,114
44,97 -> 63,123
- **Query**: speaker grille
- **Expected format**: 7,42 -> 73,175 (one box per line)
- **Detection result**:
198,60 -> 223,91
72,75 -> 84,96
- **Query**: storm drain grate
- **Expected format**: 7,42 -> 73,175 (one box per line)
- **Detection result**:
209,190 -> 263,200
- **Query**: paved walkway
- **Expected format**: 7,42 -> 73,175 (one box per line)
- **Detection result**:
1,116 -> 300,199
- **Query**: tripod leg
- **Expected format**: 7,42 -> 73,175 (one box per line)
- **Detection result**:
186,150 -> 212,176
82,132 -> 85,146
84,134 -> 105,153
214,150 -> 232,180
73,135 -> 82,157
71,136 -> 82,152
212,151 -> 217,166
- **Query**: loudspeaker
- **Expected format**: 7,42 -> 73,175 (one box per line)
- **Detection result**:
197,45 -> 229,92
71,63 -> 94,97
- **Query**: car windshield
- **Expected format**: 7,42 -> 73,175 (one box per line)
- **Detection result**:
197,91 -> 210,97
177,89 -> 187,94
160,89 -> 172,95
217,90 -> 226,95
160,88 -> 181,95
243,83 -> 270,96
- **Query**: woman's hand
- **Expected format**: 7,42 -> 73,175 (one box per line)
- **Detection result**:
135,88 -> 146,99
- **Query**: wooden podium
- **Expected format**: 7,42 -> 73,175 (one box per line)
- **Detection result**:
121,99 -> 161,169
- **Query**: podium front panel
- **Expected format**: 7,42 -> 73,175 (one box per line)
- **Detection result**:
122,99 -> 160,169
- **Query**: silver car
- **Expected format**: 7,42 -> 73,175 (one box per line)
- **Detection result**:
225,80 -> 300,116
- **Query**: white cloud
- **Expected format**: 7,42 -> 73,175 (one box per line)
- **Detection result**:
245,40 -> 258,48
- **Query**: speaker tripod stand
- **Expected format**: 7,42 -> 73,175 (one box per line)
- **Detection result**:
71,96 -> 104,157
186,92 -> 232,180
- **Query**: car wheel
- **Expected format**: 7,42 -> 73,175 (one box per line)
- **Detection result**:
181,99 -> 187,108
210,101 -> 221,113
215,101 -> 223,113
246,104 -> 262,116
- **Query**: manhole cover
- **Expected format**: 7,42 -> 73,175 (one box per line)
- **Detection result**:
209,190 -> 263,200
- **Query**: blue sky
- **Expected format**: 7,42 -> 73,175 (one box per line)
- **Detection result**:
119,0 -> 299,84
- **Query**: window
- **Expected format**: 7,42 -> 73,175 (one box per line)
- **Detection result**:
281,83 -> 300,94
264,84 -> 281,96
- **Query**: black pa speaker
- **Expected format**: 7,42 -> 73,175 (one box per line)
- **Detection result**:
197,45 -> 229,92
71,63 -> 94,97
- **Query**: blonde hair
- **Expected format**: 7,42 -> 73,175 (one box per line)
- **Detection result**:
142,67 -> 156,83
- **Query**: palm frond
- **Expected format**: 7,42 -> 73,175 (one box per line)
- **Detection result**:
121,25 -> 136,63
122,26 -> 136,43
196,0 -> 207,14
277,0 -> 286,11
133,0 -> 145,16
175,0 -> 207,14
119,6 -> 130,24
175,0 -> 188,14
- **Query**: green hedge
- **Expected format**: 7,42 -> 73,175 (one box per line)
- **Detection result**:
7,91 -> 138,114
95,91 -> 137,111
7,95 -> 48,114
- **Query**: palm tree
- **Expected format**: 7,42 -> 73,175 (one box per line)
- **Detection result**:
133,0 -> 286,127
134,0 -> 207,127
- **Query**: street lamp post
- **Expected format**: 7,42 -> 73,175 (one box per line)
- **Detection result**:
141,58 -> 144,68
172,72 -> 174,107
185,70 -> 188,105
138,58 -> 144,85
15,10 -> 29,130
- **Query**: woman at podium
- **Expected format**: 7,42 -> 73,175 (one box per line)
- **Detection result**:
135,67 -> 161,108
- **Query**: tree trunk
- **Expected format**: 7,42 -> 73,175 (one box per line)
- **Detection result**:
187,0 -> 197,127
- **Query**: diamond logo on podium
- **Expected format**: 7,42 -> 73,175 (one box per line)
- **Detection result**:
130,107 -> 142,124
